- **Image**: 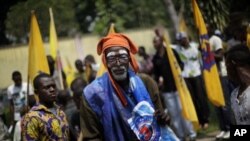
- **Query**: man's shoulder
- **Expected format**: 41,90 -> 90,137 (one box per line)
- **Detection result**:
7,84 -> 15,92
84,77 -> 106,98
22,110 -> 41,122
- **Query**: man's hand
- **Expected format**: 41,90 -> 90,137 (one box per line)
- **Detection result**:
154,109 -> 170,126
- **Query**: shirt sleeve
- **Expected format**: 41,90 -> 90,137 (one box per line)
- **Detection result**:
80,96 -> 104,141
138,73 -> 164,111
210,36 -> 223,51
7,86 -> 12,100
21,115 -> 40,141
28,83 -> 34,95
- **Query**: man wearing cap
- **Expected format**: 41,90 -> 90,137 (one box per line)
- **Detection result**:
208,27 -> 231,139
80,33 -> 171,141
175,32 -> 210,129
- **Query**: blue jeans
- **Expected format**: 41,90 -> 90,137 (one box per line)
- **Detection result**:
162,91 -> 196,140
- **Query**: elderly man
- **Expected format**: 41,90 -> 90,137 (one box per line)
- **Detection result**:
21,73 -> 69,141
80,33 -> 173,141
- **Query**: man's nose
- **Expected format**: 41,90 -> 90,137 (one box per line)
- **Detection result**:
115,58 -> 121,65
49,86 -> 55,91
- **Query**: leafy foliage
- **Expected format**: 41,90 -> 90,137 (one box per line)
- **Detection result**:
3,0 -> 249,44
5,0 -> 78,43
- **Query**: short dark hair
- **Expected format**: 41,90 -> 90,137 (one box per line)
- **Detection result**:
70,77 -> 87,92
139,46 -> 145,51
33,73 -> 51,90
85,54 -> 96,64
225,44 -> 250,66
12,70 -> 21,79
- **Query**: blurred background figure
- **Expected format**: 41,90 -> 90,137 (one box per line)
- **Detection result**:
152,34 -> 196,141
175,32 -> 210,129
137,46 -> 153,75
7,70 -> 34,139
225,44 -> 250,125
208,26 -> 231,139
83,54 -> 98,83
47,55 -> 67,89
57,89 -> 78,141
70,77 -> 87,140
13,95 -> 36,141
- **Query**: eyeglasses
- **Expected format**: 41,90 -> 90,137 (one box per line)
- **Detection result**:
106,54 -> 129,65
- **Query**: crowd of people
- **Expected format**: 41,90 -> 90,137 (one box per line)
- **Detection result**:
0,25 -> 250,141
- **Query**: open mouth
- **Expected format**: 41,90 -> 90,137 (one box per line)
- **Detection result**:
113,69 -> 125,75
50,94 -> 57,99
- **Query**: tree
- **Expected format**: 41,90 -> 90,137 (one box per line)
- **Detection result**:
5,0 -> 78,43
73,0 -> 96,33
0,0 -> 27,45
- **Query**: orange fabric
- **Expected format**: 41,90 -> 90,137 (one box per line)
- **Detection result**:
97,33 -> 138,55
97,33 -> 139,106
98,33 -> 139,73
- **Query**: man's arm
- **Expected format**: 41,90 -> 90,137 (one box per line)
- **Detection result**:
7,89 -> 14,125
138,73 -> 170,126
79,96 -> 103,141
214,49 -> 224,62
9,100 -> 14,125
173,49 -> 184,70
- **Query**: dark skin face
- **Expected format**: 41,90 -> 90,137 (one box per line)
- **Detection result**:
105,46 -> 130,84
105,47 -> 170,126
71,79 -> 86,109
35,77 -> 57,108
225,58 -> 239,84
153,37 -> 162,51
180,37 -> 189,48
13,74 -> 22,87
75,60 -> 84,73
138,48 -> 145,56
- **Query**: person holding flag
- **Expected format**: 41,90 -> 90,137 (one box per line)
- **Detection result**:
152,31 -> 197,141
175,32 -> 210,129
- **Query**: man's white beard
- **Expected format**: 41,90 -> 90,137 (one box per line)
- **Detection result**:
110,66 -> 128,81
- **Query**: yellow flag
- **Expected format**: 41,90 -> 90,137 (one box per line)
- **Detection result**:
28,12 -> 50,83
192,0 -> 225,107
96,23 -> 115,77
49,8 -> 58,59
65,56 -> 75,87
247,24 -> 250,48
163,34 -> 198,127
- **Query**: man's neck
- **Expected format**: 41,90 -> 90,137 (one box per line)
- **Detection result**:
158,46 -> 165,57
40,101 -> 54,109
117,78 -> 130,91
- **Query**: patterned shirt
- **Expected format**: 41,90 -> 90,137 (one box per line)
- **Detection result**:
21,104 -> 69,141
231,86 -> 250,125
175,42 -> 201,78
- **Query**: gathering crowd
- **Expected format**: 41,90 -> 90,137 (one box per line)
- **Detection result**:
0,24 -> 250,141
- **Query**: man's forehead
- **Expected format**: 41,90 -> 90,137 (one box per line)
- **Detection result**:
39,77 -> 55,85
105,46 -> 128,55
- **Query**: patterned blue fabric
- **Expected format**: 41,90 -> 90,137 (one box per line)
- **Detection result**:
83,69 -> 153,141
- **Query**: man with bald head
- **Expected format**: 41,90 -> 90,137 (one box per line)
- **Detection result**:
80,33 -> 174,141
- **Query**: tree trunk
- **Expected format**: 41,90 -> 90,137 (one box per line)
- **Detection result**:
163,0 -> 179,34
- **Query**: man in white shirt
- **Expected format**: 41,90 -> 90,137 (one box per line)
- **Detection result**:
7,71 -> 33,137
208,28 -> 231,139
175,32 -> 210,129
